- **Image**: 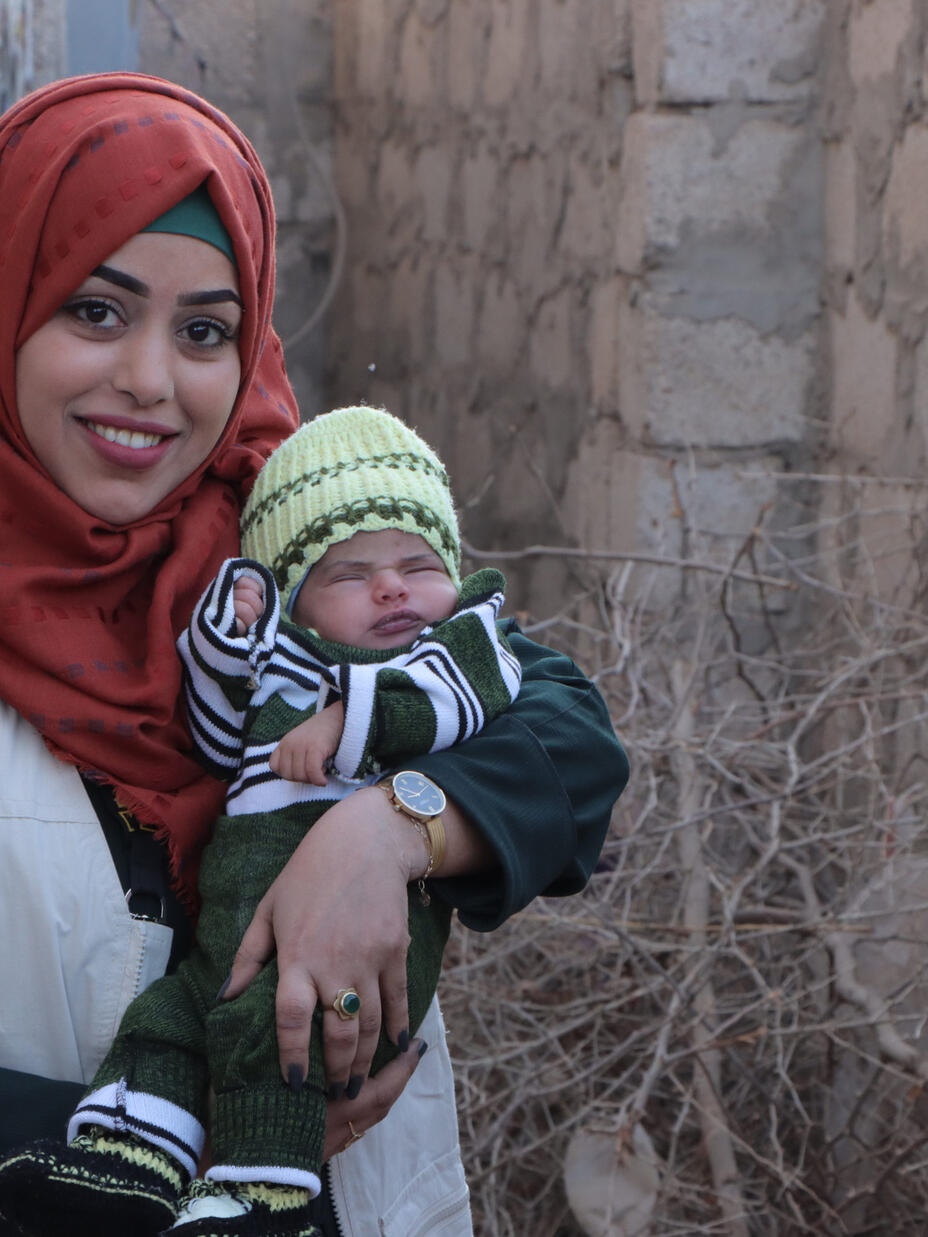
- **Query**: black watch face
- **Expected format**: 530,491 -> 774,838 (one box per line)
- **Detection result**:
394,770 -> 445,816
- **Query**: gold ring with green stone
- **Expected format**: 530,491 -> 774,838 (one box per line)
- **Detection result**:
332,988 -> 362,1020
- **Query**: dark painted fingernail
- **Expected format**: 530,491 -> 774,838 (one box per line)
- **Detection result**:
216,975 -> 232,1001
346,1075 -> 363,1100
327,1080 -> 346,1101
287,1065 -> 305,1094
398,1028 -> 410,1053
417,1040 -> 428,1059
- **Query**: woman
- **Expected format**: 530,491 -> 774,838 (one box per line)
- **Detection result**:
0,73 -> 627,1236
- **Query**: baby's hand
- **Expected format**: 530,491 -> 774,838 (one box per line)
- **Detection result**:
270,700 -> 345,785
233,574 -> 265,635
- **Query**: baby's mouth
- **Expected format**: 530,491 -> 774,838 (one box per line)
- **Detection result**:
374,609 -> 421,631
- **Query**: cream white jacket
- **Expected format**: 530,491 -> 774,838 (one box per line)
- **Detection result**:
0,699 -> 472,1235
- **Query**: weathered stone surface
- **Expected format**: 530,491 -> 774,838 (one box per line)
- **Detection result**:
825,138 -> 856,277
883,124 -> 928,268
830,293 -> 897,464
848,0 -> 912,85
633,0 -> 824,106
563,430 -> 785,606
620,297 -> 813,447
590,277 -> 625,411
617,112 -> 815,269
483,0 -> 531,107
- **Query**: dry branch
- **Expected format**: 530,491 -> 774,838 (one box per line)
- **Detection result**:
441,475 -> 928,1236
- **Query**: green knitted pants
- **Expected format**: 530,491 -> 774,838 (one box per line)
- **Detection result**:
90,810 -> 450,1175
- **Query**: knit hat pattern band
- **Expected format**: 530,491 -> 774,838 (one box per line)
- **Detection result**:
241,405 -> 462,609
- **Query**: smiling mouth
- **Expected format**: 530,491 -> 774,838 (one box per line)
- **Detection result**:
83,419 -> 167,450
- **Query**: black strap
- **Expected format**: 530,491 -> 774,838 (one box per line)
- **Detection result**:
80,775 -> 193,973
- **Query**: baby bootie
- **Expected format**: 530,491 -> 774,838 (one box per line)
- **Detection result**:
162,1178 -> 319,1237
0,1128 -> 184,1237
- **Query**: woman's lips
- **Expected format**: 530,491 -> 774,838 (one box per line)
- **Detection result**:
77,416 -> 176,469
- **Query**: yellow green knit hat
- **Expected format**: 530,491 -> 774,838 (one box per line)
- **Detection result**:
240,405 -> 461,610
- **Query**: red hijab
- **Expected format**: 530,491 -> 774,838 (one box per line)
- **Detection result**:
0,73 -> 298,900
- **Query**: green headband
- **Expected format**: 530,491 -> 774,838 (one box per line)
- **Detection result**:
141,184 -> 236,265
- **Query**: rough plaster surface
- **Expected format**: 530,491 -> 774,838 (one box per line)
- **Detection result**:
138,0 -> 334,422
635,0 -> 825,106
328,0 -> 832,617
622,298 -> 815,447
848,0 -> 913,85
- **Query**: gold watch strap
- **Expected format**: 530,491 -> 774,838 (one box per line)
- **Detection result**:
378,779 -> 447,904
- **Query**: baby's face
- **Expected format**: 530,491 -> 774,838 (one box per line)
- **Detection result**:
291,529 -> 458,649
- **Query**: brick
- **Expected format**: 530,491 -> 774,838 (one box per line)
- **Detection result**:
334,139 -> 374,214
388,256 -> 431,364
561,153 -> 612,261
435,263 -> 475,365
477,273 -> 524,369
462,141 -> 499,252
537,0 -> 596,107
562,434 -> 784,607
825,139 -> 856,276
617,112 -> 810,271
448,0 -> 480,109
619,295 -> 813,447
414,145 -> 453,241
355,0 -> 389,95
378,140 -> 416,218
633,0 -> 824,106
139,0 -> 259,108
398,7 -> 438,107
484,0 -> 532,107
883,123 -> 928,268
529,287 -> 573,390
849,0 -> 912,85
590,277 -> 624,410
830,293 -> 896,464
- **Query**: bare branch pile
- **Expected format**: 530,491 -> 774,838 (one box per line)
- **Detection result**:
442,476 -> 928,1236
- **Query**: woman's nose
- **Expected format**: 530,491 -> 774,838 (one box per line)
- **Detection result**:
113,329 -> 175,406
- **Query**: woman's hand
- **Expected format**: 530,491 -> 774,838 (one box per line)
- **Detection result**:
322,1039 -> 428,1160
221,785 -> 429,1096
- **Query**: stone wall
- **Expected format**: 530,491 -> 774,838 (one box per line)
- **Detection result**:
0,0 -> 66,108
138,0 -> 335,422
821,0 -> 928,606
329,0 -> 828,619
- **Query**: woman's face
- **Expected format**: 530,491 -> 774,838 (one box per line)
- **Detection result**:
15,231 -> 243,525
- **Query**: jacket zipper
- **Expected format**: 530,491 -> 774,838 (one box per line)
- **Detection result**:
326,1161 -> 347,1237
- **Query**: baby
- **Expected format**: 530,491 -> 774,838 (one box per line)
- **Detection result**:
0,406 -> 520,1237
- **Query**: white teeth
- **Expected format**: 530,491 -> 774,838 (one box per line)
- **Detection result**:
86,420 -> 163,449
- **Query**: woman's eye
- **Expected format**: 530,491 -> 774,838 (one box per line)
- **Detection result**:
180,318 -> 235,349
67,298 -> 121,328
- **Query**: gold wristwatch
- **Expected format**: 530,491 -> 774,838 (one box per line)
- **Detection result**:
379,771 -> 447,905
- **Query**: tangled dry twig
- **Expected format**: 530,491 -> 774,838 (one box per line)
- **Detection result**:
442,475 -> 928,1236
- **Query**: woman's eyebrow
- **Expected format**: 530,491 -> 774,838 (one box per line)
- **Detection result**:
93,264 -> 147,296
178,289 -> 244,309
90,265 -> 242,310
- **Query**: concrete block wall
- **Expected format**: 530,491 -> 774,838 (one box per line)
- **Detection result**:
137,0 -> 334,422
329,0 -> 828,620
831,1 -> 928,472
823,0 -> 928,608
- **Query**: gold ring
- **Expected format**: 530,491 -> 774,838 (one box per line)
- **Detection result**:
332,987 -> 362,1020
342,1120 -> 364,1151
